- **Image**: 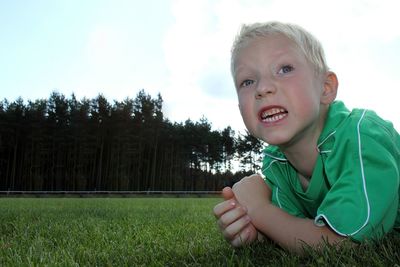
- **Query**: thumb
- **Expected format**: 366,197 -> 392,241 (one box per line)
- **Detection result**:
222,186 -> 235,200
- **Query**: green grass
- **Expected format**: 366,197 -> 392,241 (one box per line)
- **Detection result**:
0,198 -> 399,266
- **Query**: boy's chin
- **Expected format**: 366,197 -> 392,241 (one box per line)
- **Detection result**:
259,135 -> 290,147
252,130 -> 291,146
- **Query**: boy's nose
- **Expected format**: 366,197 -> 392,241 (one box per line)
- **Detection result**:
255,79 -> 276,99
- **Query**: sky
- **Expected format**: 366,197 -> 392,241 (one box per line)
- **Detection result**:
1,0 -> 399,133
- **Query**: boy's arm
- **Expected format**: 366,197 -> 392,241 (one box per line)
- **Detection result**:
233,175 -> 346,253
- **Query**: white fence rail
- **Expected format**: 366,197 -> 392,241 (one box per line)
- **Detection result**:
0,190 -> 221,198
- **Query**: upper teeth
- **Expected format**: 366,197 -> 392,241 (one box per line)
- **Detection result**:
262,108 -> 286,118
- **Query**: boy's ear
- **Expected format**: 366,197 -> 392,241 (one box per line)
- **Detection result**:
321,71 -> 338,104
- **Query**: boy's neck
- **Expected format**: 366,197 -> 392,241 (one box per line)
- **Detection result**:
280,106 -> 328,178
283,144 -> 319,179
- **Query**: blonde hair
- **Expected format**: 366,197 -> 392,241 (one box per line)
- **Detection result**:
231,21 -> 328,76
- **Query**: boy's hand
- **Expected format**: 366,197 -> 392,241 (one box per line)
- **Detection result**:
232,174 -> 271,216
213,187 -> 259,247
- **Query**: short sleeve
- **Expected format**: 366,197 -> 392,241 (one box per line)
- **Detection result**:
315,113 -> 400,241
262,158 -> 307,219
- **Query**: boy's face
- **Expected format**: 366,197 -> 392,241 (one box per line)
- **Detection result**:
234,34 -> 327,148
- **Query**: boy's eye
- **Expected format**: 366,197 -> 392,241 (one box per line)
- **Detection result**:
278,65 -> 294,74
240,79 -> 254,88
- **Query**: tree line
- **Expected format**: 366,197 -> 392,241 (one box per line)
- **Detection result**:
0,90 -> 264,191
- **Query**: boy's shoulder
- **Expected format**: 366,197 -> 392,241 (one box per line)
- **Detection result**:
263,145 -> 286,161
319,101 -> 400,158
262,145 -> 288,174
320,101 -> 398,144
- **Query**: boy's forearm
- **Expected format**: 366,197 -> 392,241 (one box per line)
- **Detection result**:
248,203 -> 346,252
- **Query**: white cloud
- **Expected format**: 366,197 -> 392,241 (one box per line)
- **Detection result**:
162,0 -> 238,129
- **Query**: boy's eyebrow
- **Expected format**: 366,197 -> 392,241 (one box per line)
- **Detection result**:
233,65 -> 247,76
232,43 -> 305,76
235,54 -> 301,73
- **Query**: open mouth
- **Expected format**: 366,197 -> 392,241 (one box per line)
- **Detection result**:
259,107 -> 288,123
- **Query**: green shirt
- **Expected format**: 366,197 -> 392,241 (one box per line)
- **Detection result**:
262,101 -> 400,241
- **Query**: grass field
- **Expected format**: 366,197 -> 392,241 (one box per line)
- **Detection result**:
0,198 -> 399,266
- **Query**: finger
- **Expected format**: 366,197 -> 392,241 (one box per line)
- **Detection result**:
222,213 -> 251,240
222,187 -> 235,200
231,227 -> 251,247
213,199 -> 238,218
217,205 -> 247,229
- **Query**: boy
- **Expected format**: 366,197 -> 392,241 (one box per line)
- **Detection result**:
213,21 -> 400,253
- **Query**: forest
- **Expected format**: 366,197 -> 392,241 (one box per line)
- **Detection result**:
0,90 -> 265,192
